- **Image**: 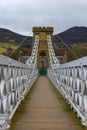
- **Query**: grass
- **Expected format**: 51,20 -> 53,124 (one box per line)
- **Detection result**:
0,42 -> 18,54
71,43 -> 87,58
0,47 -> 7,53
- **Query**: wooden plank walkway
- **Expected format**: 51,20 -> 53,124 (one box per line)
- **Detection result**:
9,76 -> 85,130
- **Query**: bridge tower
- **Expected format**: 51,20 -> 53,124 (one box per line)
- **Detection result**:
32,27 -> 53,69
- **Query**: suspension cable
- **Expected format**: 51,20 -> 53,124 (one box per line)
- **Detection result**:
9,32 -> 32,57
55,34 -> 79,59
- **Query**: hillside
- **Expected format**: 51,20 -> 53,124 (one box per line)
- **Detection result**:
0,27 -> 87,47
0,27 -> 87,61
0,28 -> 32,46
54,26 -> 87,46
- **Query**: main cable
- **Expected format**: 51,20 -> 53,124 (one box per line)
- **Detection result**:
9,32 -> 32,57
55,34 -> 79,59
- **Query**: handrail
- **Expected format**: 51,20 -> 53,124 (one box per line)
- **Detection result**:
47,56 -> 87,126
0,55 -> 38,129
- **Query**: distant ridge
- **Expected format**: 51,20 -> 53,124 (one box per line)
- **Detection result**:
54,26 -> 87,45
0,27 -> 87,47
0,28 -> 32,46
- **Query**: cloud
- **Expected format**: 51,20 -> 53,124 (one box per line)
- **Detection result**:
0,0 -> 87,35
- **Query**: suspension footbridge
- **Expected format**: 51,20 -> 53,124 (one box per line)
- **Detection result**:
0,27 -> 87,130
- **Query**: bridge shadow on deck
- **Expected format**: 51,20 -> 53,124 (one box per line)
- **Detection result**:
9,76 -> 86,130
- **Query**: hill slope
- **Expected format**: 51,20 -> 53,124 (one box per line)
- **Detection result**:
0,27 -> 87,60
54,26 -> 87,45
0,26 -> 87,46
0,28 -> 32,46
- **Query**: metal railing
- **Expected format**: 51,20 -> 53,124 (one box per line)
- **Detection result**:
0,55 -> 38,130
47,56 -> 87,126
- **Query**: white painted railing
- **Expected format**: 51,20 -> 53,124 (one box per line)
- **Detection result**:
47,34 -> 60,65
47,56 -> 87,126
26,34 -> 39,67
0,55 -> 38,130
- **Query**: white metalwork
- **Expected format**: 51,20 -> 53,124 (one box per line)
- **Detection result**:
47,34 -> 60,65
1,29 -> 87,129
47,56 -> 87,126
0,55 -> 38,130
26,34 -> 39,68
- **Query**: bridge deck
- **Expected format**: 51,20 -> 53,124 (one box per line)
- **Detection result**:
10,76 -> 84,130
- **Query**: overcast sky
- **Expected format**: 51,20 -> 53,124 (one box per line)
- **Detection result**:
0,0 -> 87,35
